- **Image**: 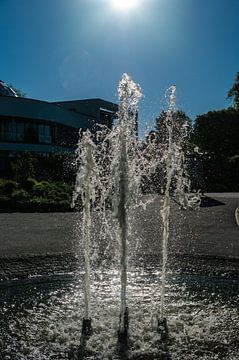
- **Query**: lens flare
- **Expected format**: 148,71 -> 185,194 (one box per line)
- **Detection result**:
111,0 -> 139,11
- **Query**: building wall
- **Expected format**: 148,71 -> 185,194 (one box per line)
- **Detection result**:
54,98 -> 118,129
0,96 -> 88,158
0,96 -> 118,153
0,96 -> 92,129
0,96 -> 118,175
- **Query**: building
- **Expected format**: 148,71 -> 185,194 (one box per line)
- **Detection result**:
0,80 -> 18,97
0,80 -> 118,174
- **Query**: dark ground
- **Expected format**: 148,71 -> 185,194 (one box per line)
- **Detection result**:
0,193 -> 239,280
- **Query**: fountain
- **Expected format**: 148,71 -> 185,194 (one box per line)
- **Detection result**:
72,74 -> 144,346
70,74 -> 201,352
157,85 -> 200,339
113,74 -> 142,343
157,86 -> 177,340
72,130 -> 97,337
0,74 -> 238,360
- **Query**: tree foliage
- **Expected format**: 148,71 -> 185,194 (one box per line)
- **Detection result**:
227,72 -> 239,111
42,152 -> 74,181
11,152 -> 37,182
141,110 -> 192,193
193,108 -> 239,191
155,110 -> 192,145
193,108 -> 239,157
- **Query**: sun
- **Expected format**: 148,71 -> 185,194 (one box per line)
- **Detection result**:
111,0 -> 139,11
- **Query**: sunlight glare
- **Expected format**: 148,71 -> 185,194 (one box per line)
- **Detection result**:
111,0 -> 139,11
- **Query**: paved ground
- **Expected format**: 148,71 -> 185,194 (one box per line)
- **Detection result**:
169,193 -> 239,258
0,212 -> 78,257
127,192 -> 239,259
0,193 -> 239,279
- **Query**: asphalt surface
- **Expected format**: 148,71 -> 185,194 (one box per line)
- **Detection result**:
0,193 -> 239,259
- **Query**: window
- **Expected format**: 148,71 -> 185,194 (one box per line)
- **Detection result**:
0,118 -> 52,144
0,119 -> 17,141
16,123 -> 25,141
39,124 -> 52,143
24,124 -> 38,143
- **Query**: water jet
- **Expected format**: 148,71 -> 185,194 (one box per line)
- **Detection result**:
72,131 -> 97,340
114,73 -> 142,338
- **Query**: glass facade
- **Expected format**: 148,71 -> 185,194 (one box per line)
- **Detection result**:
0,115 -> 79,151
0,117 -> 52,144
39,124 -> 51,143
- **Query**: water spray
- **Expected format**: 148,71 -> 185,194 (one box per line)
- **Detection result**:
114,73 -> 142,342
157,85 -> 200,340
156,87 -> 175,340
72,130 -> 97,338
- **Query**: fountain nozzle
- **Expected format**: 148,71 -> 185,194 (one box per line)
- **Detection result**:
118,307 -> 129,344
157,317 -> 168,341
81,318 -> 93,337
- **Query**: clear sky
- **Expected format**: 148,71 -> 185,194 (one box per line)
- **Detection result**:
1,0 -> 239,136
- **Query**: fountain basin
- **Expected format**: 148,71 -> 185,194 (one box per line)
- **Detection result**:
0,262 -> 238,359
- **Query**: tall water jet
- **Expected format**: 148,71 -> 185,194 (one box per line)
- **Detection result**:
113,73 -> 142,341
72,130 -> 97,336
160,85 -> 177,324
157,85 -> 200,337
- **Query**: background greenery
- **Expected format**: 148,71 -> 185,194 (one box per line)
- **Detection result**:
150,71 -> 239,192
0,153 -> 74,211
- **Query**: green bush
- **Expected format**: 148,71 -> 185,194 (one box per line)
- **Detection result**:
21,177 -> 38,191
11,189 -> 30,201
0,177 -> 73,208
31,181 -> 72,202
229,155 -> 239,163
29,196 -> 50,204
32,181 -> 49,198
0,180 -> 18,195
11,152 -> 37,182
0,195 -> 10,202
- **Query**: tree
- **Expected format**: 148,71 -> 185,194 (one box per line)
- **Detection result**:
11,152 -> 37,182
193,109 -> 239,191
141,110 -> 192,193
193,108 -> 239,157
155,110 -> 192,147
43,152 -> 74,181
227,72 -> 239,111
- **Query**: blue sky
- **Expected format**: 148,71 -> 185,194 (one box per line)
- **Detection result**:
1,0 -> 239,135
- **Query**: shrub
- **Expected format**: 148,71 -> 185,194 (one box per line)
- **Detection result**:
11,152 -> 37,182
31,180 -> 71,202
21,177 -> 38,191
0,177 -> 73,208
0,180 -> 18,195
229,155 -> 239,163
0,195 -> 10,202
32,181 -> 49,198
11,189 -> 30,201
